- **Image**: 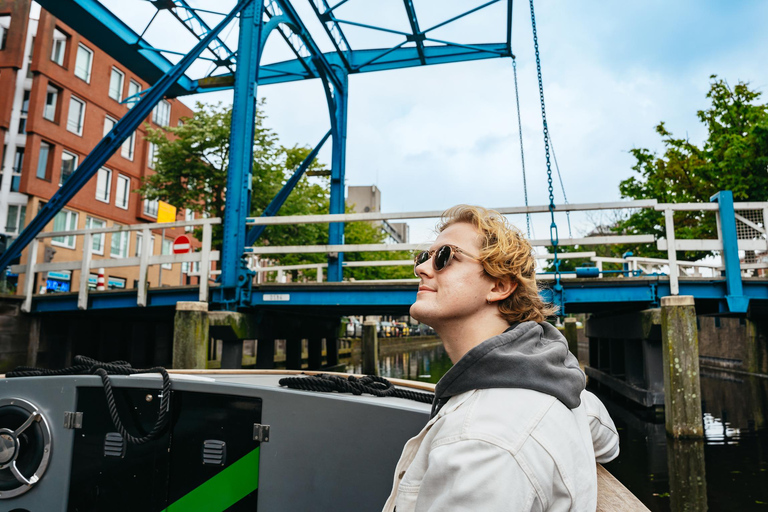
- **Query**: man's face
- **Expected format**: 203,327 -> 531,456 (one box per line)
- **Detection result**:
410,222 -> 495,330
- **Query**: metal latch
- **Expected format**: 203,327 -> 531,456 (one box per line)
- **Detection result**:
63,411 -> 83,429
253,424 -> 270,443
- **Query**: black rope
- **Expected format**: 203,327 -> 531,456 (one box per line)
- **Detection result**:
7,355 -> 172,445
279,374 -> 434,404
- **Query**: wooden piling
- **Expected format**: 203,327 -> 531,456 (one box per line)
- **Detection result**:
362,320 -> 379,375
666,439 -> 708,511
172,301 -> 209,369
661,295 -> 703,438
563,317 -> 578,357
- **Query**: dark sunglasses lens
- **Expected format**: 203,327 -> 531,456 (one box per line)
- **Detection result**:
415,251 -> 430,266
434,245 -> 453,271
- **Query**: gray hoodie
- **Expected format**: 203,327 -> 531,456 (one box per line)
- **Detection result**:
431,321 -> 586,418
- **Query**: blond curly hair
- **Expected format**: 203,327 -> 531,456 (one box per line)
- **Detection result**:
438,205 -> 558,323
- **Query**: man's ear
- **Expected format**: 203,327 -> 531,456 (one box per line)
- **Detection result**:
489,276 -> 517,302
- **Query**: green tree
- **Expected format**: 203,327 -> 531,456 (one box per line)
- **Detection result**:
140,101 -> 413,281
615,76 -> 768,260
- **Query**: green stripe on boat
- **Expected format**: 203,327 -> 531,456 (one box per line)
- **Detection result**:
161,447 -> 260,512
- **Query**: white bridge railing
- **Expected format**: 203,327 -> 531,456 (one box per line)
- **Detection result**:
8,198 -> 768,309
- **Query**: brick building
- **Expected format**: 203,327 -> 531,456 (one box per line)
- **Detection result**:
0,0 -> 197,294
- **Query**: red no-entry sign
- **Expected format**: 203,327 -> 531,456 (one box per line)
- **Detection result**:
172,234 -> 192,254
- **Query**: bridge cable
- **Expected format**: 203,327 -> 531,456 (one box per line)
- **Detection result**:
548,136 -> 572,238
511,57 -> 533,239
528,0 -> 564,307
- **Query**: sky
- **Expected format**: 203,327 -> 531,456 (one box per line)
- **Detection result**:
102,0 -> 768,244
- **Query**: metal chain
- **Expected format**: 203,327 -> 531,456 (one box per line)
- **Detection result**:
549,136 -> 572,238
512,58 -> 532,239
528,0 -> 563,300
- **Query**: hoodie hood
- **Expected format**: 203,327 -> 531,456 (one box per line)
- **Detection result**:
431,321 -> 585,418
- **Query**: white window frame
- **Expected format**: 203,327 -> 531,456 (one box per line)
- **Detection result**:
66,96 -> 85,135
110,228 -> 129,258
74,44 -> 93,83
147,141 -> 157,169
60,151 -> 78,186
134,233 -> 156,258
0,15 -> 10,52
115,174 -> 130,210
120,130 -> 135,160
103,115 -> 116,138
86,217 -> 106,255
143,198 -> 158,218
109,67 -> 124,102
52,210 -> 78,249
5,204 -> 26,235
127,80 -> 141,101
185,208 -> 194,232
161,238 -> 173,269
36,141 -> 51,180
51,28 -> 67,66
152,99 -> 171,127
95,167 -> 111,203
43,84 -> 59,122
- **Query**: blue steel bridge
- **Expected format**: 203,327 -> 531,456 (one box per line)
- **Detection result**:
0,0 -> 767,319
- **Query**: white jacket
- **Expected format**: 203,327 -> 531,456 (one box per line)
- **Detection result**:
382,388 -> 619,512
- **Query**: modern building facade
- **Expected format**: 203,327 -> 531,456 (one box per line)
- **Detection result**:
0,0 -> 196,293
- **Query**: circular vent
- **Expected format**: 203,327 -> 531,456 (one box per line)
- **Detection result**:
0,398 -> 51,499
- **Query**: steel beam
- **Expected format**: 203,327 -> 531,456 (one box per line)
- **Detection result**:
327,72 -> 348,282
219,0 -> 265,298
711,191 -> 749,313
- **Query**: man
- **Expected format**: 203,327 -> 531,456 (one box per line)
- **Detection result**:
382,205 -> 619,511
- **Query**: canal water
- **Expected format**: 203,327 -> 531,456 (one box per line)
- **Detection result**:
344,342 -> 768,511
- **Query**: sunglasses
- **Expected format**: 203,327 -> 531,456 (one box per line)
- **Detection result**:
413,244 -> 481,276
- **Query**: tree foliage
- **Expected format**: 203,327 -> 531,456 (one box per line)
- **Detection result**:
140,101 -> 413,281
616,76 -> 768,260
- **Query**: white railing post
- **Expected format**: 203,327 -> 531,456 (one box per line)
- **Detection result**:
137,227 -> 151,307
77,232 -> 93,310
317,264 -> 324,283
664,208 -> 679,295
199,221 -> 212,302
21,239 -> 39,313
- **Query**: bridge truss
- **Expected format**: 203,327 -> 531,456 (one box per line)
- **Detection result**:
0,0 -> 517,309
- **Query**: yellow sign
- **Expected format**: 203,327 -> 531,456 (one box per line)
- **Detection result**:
157,201 -> 177,223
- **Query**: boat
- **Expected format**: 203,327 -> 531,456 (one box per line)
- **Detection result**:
0,368 -> 648,511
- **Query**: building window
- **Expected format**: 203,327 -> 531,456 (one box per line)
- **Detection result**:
36,141 -> 52,180
51,28 -> 67,66
11,148 -> 23,192
60,151 -> 77,186
103,115 -> 116,137
111,228 -> 128,258
86,217 -> 106,255
109,67 -> 124,101
134,232 -> 155,257
18,90 -> 30,134
52,209 -> 78,249
162,238 -> 172,269
127,80 -> 141,102
185,208 -> 194,232
5,205 -> 26,235
115,174 -> 130,209
147,142 -> 157,169
67,96 -> 85,135
95,167 -> 111,203
74,44 -> 93,83
0,15 -> 10,51
121,130 -> 135,160
152,99 -> 171,127
143,198 -> 158,218
43,84 -> 60,122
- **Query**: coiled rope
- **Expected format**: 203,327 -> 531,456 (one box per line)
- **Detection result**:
7,355 -> 171,445
279,374 -> 434,404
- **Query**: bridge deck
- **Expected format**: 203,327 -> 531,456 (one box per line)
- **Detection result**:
22,276 -> 768,315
